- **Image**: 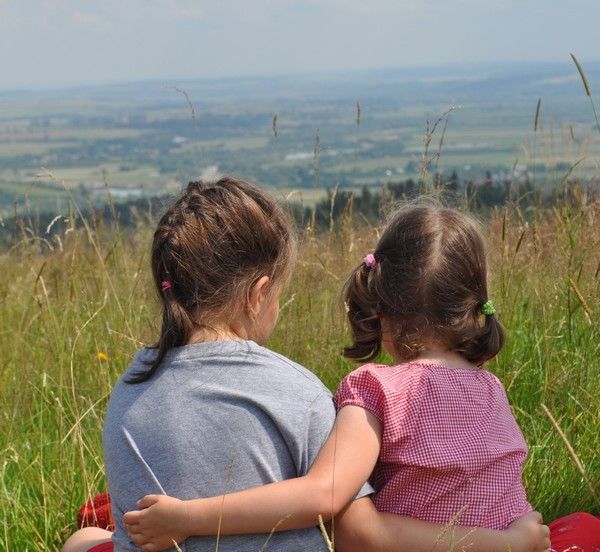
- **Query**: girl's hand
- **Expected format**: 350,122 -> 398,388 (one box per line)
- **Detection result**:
123,494 -> 191,551
505,511 -> 551,552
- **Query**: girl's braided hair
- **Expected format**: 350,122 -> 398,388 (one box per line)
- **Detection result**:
128,176 -> 296,383
343,204 -> 504,365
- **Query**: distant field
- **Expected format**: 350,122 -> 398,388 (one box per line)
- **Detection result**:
0,141 -> 75,157
1,61 -> 599,215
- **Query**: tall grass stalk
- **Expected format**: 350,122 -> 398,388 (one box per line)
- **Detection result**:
532,97 -> 542,187
570,53 -> 600,135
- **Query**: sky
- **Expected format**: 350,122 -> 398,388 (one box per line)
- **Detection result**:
1,0 -> 599,90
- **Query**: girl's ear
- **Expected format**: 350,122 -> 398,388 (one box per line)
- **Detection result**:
248,276 -> 271,317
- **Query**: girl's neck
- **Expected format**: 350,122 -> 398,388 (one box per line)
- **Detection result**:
407,347 -> 477,370
187,321 -> 250,345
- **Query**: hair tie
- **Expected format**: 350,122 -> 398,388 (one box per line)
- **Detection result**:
161,280 -> 173,293
363,253 -> 377,269
481,300 -> 496,316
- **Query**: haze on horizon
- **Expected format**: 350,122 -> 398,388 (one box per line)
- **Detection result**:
1,0 -> 599,91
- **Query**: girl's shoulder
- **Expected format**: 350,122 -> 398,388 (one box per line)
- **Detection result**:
336,361 -> 497,409
259,346 -> 331,391
342,361 -> 431,389
334,362 -> 431,421
121,341 -> 329,396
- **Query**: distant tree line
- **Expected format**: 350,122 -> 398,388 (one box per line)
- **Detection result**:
1,174 -> 596,251
296,172 -> 597,230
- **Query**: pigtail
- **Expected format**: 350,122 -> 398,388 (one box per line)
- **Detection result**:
343,262 -> 382,362
459,306 -> 505,365
451,296 -> 505,365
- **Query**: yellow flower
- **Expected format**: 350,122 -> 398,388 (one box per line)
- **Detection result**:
97,352 -> 109,361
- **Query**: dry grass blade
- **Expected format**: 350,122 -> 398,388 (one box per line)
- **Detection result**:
430,505 -> 471,551
313,128 -> 321,189
164,85 -> 197,121
259,514 -> 292,552
355,100 -> 361,126
435,115 -> 450,170
541,403 -> 600,506
328,185 -> 339,234
571,53 -> 592,97
317,514 -> 334,552
34,260 -> 46,287
534,98 -> 542,131
514,227 -> 526,253
570,53 -> 600,134
531,98 -> 542,187
215,450 -> 237,552
568,277 -> 593,324
561,157 -> 586,186
272,113 -> 278,138
45,214 -> 66,235
420,105 -> 459,180
278,292 -> 296,313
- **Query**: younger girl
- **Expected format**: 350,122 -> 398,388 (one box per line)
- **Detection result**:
124,205 -> 597,551
64,186 -> 549,552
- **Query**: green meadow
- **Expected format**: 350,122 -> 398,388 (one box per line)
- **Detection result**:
0,193 -> 598,550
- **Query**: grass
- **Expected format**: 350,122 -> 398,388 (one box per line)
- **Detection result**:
2,58 -> 600,550
0,191 -> 598,550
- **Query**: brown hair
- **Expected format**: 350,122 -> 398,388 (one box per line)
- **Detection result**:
343,204 -> 504,365
128,176 -> 296,383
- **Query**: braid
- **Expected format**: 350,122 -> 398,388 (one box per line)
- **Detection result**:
127,214 -> 196,383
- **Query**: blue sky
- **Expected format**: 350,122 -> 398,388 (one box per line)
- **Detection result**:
1,0 -> 598,90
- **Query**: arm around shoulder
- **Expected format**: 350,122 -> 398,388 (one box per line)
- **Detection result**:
125,405 -> 383,543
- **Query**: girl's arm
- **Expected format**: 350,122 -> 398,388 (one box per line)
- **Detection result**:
334,497 -> 551,552
124,404 -> 551,552
125,498 -> 551,552
124,405 -> 382,547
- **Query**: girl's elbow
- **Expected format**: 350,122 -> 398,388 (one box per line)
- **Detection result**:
310,481 -> 352,521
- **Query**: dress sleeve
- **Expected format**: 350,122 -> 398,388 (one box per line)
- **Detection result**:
334,363 -> 427,460
334,365 -> 387,423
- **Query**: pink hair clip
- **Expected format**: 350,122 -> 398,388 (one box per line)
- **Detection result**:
161,280 -> 173,292
363,253 -> 377,269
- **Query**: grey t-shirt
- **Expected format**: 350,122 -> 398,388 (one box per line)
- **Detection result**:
103,340 -> 353,551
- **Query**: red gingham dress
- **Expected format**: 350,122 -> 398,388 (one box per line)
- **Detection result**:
334,362 -> 532,530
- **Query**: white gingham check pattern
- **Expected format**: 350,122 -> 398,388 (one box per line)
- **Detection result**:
334,361 -> 532,530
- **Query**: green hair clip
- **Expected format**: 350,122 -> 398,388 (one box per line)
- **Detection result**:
481,300 -> 496,316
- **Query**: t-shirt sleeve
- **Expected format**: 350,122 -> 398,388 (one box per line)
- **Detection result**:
301,387 -> 374,499
301,388 -> 337,475
334,366 -> 387,423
